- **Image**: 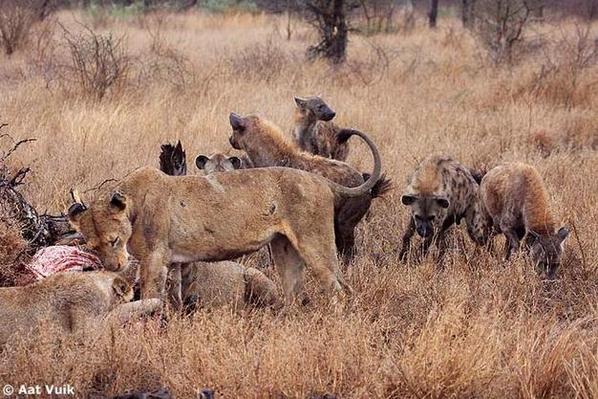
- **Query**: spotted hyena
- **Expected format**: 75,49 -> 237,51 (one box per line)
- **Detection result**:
399,154 -> 490,262
479,162 -> 569,278
292,96 -> 350,161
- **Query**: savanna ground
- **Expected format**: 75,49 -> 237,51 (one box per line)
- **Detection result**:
0,5 -> 597,398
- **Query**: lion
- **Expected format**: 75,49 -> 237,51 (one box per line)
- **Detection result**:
67,143 -> 380,304
228,112 -> 392,261
0,271 -> 162,346
159,143 -> 281,310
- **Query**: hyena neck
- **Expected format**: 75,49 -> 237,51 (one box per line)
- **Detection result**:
293,115 -> 317,149
244,137 -> 297,168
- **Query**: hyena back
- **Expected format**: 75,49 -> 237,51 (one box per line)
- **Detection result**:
479,162 -> 569,278
292,96 -> 349,161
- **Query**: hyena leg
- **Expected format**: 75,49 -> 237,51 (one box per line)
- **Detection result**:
166,263 -> 183,311
399,217 -> 416,261
270,235 -> 306,305
335,197 -> 370,263
334,221 -> 356,264
140,248 -> 171,300
503,230 -> 521,260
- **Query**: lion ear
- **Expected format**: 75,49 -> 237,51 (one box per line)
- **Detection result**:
67,202 -> 87,226
112,276 -> 131,300
228,156 -> 242,170
110,192 -> 127,212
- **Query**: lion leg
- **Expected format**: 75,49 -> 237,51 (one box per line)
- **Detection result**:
103,298 -> 163,327
294,232 -> 353,299
140,248 -> 170,301
270,235 -> 306,305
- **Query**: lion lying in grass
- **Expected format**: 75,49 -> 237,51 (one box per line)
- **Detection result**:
0,271 -> 161,346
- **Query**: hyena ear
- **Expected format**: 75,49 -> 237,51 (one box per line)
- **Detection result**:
67,202 -> 87,225
557,227 -> 570,242
195,155 -> 209,170
401,194 -> 417,206
228,156 -> 242,170
528,230 -> 540,240
112,276 -> 132,300
110,192 -> 127,212
435,196 -> 450,209
229,112 -> 246,131
294,96 -> 308,109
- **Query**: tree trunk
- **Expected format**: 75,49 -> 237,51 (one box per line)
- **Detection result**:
286,0 -> 292,40
428,0 -> 439,28
307,0 -> 348,64
462,0 -> 475,27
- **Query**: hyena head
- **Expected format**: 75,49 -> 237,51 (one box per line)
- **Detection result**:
294,96 -> 336,122
195,153 -> 242,174
401,194 -> 450,238
527,227 -> 569,279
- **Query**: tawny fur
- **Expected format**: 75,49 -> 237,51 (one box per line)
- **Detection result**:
0,271 -> 161,346
67,164 -> 376,304
159,144 -> 281,310
180,261 -> 281,310
292,96 -> 349,161
479,162 -> 569,277
229,113 -> 390,261
399,155 -> 488,261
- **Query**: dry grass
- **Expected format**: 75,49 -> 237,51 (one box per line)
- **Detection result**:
0,9 -> 597,398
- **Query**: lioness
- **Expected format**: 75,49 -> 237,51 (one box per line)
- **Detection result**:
228,112 -> 392,261
0,271 -> 161,346
67,148 -> 380,303
160,143 -> 281,310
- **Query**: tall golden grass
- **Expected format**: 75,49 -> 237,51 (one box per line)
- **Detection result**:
0,9 -> 597,398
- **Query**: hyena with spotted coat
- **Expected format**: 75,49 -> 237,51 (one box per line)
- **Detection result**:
399,155 -> 489,261
479,162 -> 569,278
292,96 -> 351,161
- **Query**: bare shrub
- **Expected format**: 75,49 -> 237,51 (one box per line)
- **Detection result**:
226,38 -> 296,83
340,40 -> 398,86
356,0 -> 398,34
0,0 -> 37,56
471,0 -> 543,64
137,13 -> 194,90
56,24 -> 132,100
533,23 -> 598,108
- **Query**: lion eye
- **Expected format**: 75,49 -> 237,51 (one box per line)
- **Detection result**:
110,237 -> 119,248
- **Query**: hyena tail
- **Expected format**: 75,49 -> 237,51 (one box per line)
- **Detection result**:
362,172 -> 393,199
159,140 -> 187,177
327,129 -> 382,198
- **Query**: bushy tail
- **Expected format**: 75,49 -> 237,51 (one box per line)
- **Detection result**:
362,172 -> 393,199
159,140 -> 187,177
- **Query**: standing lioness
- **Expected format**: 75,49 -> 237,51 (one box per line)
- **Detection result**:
67,159 -> 381,304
